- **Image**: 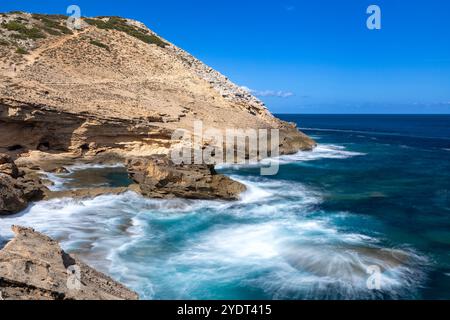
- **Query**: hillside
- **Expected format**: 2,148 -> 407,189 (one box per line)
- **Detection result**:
0,12 -> 315,159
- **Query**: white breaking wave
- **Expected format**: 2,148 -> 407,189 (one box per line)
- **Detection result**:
278,144 -> 366,163
216,144 -> 366,171
44,172 -> 72,191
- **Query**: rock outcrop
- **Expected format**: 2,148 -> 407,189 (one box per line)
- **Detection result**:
0,225 -> 138,300
0,174 -> 28,215
0,153 -> 19,178
0,153 -> 47,215
127,155 -> 246,200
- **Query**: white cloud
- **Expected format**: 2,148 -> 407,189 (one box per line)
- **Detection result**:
241,86 -> 294,98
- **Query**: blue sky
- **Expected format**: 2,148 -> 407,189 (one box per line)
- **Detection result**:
2,0 -> 450,114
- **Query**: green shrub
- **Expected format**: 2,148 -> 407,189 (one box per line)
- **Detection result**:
32,13 -> 66,21
16,47 -> 28,54
2,20 -> 46,39
22,26 -> 46,39
42,27 -> 62,36
33,15 -> 73,35
89,39 -> 110,51
129,32 -> 166,47
84,17 -> 167,47
2,20 -> 28,32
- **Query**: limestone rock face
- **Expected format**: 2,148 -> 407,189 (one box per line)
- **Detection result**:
279,125 -> 316,155
127,155 -> 246,200
0,226 -> 139,300
0,174 -> 28,215
0,153 -> 19,178
0,153 -> 48,215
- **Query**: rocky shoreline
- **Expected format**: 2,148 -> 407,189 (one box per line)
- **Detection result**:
1,152 -> 249,216
0,12 -> 316,300
0,152 -> 256,300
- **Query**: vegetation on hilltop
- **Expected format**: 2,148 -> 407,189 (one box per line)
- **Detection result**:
1,20 -> 46,39
0,13 -> 73,42
0,13 -> 166,50
32,14 -> 73,35
84,17 -> 167,47
0,13 -> 77,54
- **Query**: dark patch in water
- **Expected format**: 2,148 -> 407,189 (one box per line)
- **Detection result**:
58,166 -> 133,189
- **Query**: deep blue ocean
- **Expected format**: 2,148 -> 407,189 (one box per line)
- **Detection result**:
1,115 -> 450,299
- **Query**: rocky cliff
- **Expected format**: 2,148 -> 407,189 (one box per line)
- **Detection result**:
0,12 -> 315,159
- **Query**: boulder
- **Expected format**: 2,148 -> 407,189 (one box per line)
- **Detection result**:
0,153 -> 19,178
16,175 -> 48,202
0,226 -> 139,300
0,174 -> 28,215
52,166 -> 70,174
0,154 -> 48,215
127,155 -> 246,200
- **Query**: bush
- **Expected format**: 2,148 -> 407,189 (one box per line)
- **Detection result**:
89,39 -> 110,51
22,26 -> 46,39
33,15 -> 73,35
2,20 -> 27,32
84,17 -> 167,47
42,27 -> 62,36
32,13 -> 66,21
16,47 -> 28,54
2,20 -> 46,39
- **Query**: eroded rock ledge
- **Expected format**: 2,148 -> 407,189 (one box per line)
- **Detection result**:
0,225 -> 138,300
127,155 -> 246,200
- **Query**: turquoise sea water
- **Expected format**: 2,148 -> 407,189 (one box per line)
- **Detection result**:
1,115 -> 449,300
